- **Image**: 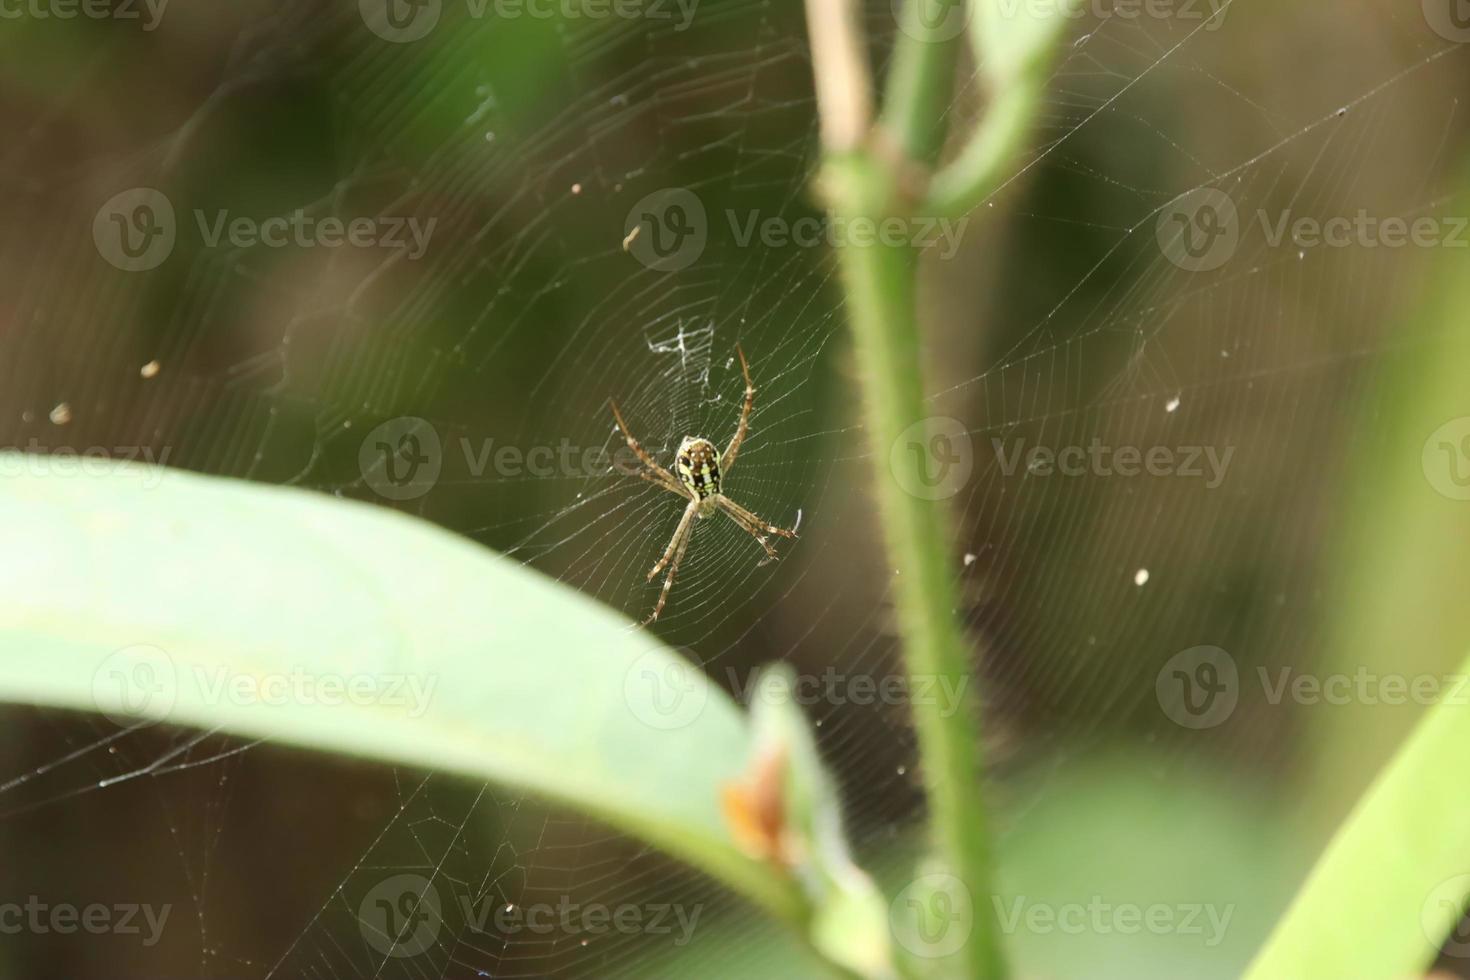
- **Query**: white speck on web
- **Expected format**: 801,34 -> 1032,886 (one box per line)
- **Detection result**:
1134,568 -> 1150,586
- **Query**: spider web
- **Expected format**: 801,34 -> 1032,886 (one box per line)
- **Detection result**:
0,0 -> 1468,977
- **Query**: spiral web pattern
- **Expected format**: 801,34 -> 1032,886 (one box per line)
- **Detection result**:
0,0 -> 1466,976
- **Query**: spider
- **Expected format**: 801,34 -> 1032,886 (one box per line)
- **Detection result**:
610,346 -> 798,625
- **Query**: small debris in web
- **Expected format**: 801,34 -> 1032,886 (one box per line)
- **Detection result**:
49,403 -> 71,425
1165,395 -> 1180,413
1134,568 -> 1150,586
570,182 -> 582,195
963,552 -> 977,567
622,225 -> 641,251
140,360 -> 161,379
792,508 -> 803,534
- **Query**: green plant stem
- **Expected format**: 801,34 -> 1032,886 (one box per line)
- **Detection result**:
805,2 -> 1078,976
924,0 -> 1078,217
924,73 -> 1047,217
880,1 -> 964,164
824,152 -> 1003,980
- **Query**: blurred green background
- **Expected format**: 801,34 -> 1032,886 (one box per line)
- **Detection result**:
0,0 -> 1468,976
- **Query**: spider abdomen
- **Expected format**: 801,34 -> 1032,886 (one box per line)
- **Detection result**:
676,437 -> 721,500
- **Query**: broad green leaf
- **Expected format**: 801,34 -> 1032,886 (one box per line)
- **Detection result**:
741,665 -> 895,978
0,456 -> 803,925
1243,649 -> 1470,980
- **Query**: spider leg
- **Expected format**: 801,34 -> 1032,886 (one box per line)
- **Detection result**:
619,460 -> 688,497
720,345 -> 755,473
645,500 -> 699,624
716,496 -> 796,565
610,399 -> 688,498
720,505 -> 778,562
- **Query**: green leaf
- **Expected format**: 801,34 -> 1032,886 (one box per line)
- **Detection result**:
0,456 -> 803,925
1242,648 -> 1470,980
741,664 -> 896,978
